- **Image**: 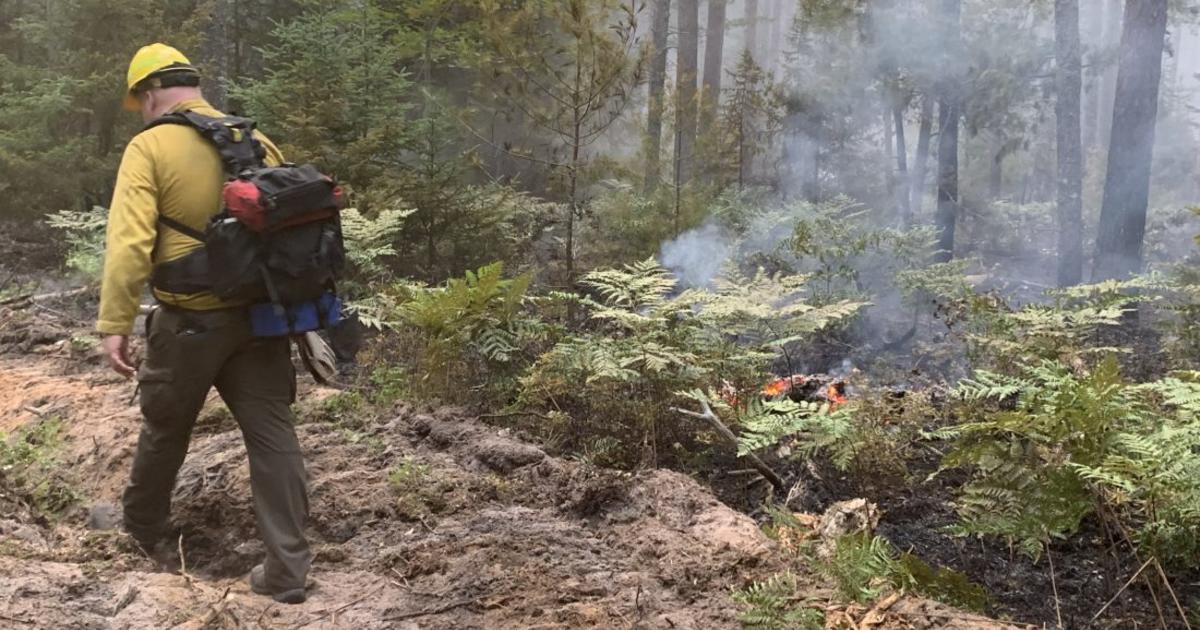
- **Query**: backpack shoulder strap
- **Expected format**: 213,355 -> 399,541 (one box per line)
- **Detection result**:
142,111 -> 264,245
158,214 -> 206,242
143,110 -> 268,176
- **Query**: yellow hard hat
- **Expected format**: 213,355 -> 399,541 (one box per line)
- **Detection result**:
123,43 -> 198,111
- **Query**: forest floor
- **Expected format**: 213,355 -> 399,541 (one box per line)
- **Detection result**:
0,288 -> 1024,627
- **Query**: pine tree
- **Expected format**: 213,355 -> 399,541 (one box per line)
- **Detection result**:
0,0 -> 197,221
477,0 -> 644,284
229,0 -> 413,192
720,50 -> 781,190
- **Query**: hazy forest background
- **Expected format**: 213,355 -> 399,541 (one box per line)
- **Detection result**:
7,0 -> 1200,627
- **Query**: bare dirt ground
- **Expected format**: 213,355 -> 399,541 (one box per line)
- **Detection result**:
0,295 -> 1025,629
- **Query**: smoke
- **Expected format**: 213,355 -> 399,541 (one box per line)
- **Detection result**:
659,222 -> 731,288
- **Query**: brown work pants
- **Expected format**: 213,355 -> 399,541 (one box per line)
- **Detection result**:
122,305 -> 311,591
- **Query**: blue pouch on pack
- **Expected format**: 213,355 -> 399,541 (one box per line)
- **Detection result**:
249,292 -> 343,337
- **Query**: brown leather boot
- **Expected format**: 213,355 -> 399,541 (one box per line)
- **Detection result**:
249,564 -> 306,604
133,536 -> 182,572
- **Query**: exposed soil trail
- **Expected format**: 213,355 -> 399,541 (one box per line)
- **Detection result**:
0,308 -> 1023,629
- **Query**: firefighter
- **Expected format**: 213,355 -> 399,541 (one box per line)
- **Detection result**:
97,43 -> 310,604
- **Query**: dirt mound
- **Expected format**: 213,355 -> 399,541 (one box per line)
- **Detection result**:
0,334 -> 1030,629
0,349 -> 784,628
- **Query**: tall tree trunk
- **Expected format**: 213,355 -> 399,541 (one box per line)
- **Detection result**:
644,0 -> 671,194
883,102 -> 894,173
934,0 -> 962,264
910,95 -> 933,219
882,101 -> 896,220
745,0 -> 760,64
935,99 -> 960,262
894,103 -> 910,226
1093,0 -> 1168,281
676,0 -> 700,187
1082,0 -> 1104,152
766,0 -> 785,75
805,135 -> 820,202
701,0 -> 727,127
1055,0 -> 1084,286
1098,0 -> 1122,153
989,140 -> 1005,199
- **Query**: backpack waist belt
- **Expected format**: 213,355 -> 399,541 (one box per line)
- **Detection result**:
151,215 -> 212,294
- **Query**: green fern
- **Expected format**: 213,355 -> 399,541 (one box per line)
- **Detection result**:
821,532 -> 901,603
732,573 -> 824,630
360,263 -> 538,397
942,354 -> 1200,565
520,259 -> 863,468
581,257 -> 678,311
340,205 -> 414,281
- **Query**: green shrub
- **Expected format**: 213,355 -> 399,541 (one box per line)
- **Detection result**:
0,417 -> 79,519
388,457 -> 438,519
45,207 -> 107,282
728,387 -> 932,487
742,513 -> 987,624
520,259 -> 863,468
938,356 -> 1200,566
358,262 -> 541,401
732,573 -> 824,630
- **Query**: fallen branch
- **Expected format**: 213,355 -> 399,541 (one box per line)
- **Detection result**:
1152,558 -> 1193,630
671,400 -> 786,495
0,286 -> 93,306
884,607 -> 1036,628
1047,547 -> 1063,629
297,583 -> 386,628
383,598 -> 477,622
192,586 -> 233,629
1090,556 -> 1154,623
478,410 -> 556,422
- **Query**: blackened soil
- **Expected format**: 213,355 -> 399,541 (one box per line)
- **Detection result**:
710,434 -> 1199,629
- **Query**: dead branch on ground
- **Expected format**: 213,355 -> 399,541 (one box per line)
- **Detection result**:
671,399 -> 786,494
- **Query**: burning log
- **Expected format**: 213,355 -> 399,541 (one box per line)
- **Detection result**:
762,373 -> 850,408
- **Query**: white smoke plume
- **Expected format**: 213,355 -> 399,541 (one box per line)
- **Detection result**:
659,222 -> 731,288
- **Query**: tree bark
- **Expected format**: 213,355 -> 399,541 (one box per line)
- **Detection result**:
676,0 -> 700,187
1055,0 -> 1084,287
1082,0 -> 1104,152
766,0 -> 785,75
894,103 -> 910,226
910,95 -> 933,219
883,101 -> 894,174
1093,0 -> 1168,281
745,0 -> 760,64
701,0 -> 727,127
934,0 -> 962,263
935,99 -> 959,262
989,141 -> 1004,199
1098,0 -> 1122,153
644,0 -> 671,194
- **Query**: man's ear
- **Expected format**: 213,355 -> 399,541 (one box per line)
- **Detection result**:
140,90 -> 156,121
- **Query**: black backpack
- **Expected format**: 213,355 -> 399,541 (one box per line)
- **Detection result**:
145,111 -> 345,310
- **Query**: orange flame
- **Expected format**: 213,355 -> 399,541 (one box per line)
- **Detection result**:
762,378 -> 791,397
825,382 -> 848,407
762,375 -> 808,397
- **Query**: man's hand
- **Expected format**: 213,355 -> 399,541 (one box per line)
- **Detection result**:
101,335 -> 136,378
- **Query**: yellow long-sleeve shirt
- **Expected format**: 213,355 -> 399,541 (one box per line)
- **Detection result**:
97,97 -> 284,335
